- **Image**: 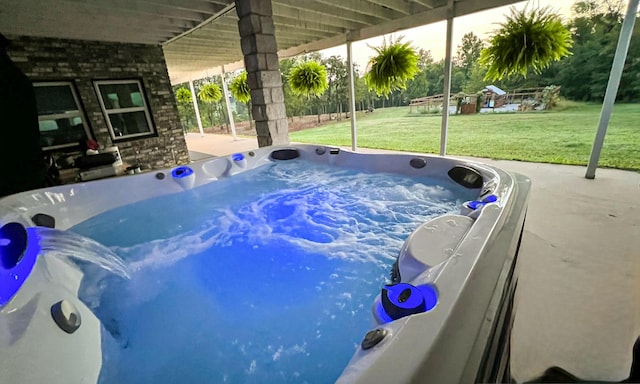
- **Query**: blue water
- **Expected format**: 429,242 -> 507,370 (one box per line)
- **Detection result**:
70,160 -> 476,384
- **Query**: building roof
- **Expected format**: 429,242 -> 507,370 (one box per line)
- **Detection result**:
483,85 -> 506,96
2,0 -> 524,84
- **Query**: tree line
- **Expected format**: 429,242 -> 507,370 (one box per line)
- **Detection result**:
173,0 -> 640,132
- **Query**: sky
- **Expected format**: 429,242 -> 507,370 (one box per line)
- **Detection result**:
320,0 -> 577,70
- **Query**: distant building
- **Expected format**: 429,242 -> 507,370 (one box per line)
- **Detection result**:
481,85 -> 506,108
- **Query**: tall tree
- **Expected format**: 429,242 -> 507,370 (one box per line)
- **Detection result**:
454,32 -> 484,79
404,70 -> 429,101
323,55 -> 349,118
552,0 -> 639,101
417,48 -> 434,70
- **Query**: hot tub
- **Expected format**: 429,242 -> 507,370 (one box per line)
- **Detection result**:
0,145 -> 530,383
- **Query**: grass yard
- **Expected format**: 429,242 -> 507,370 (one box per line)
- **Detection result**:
289,101 -> 640,171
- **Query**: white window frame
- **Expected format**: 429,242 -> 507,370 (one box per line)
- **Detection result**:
93,79 -> 155,141
34,81 -> 92,151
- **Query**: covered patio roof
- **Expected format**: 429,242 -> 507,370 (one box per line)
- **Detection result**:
2,0 -> 523,84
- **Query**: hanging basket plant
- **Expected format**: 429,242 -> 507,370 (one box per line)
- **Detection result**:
197,82 -> 222,104
288,60 -> 329,97
175,87 -> 192,105
480,5 -> 573,81
364,36 -> 419,97
229,71 -> 251,103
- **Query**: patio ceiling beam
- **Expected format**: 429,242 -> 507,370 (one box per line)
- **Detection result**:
313,0 -> 402,20
1,1 -> 195,37
272,9 -> 359,32
136,0 -> 232,14
166,29 -> 319,50
273,0 -> 382,26
173,30 -> 242,42
167,0 -> 523,84
273,0 -> 519,62
167,60 -> 242,71
1,22 -> 176,45
12,0 -> 224,28
363,0 -> 420,15
410,0 -> 435,9
169,59 -> 245,84
348,0 -> 517,41
164,49 -> 242,58
277,34 -> 348,60
273,26 -> 340,40
50,0 -> 213,22
164,49 -> 237,57
163,2 -> 237,45
165,35 -> 321,56
165,61 -> 241,72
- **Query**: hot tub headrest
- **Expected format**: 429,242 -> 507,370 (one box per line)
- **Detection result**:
448,165 -> 483,189
270,149 -> 300,160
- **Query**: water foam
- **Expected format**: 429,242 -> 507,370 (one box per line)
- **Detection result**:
109,166 -> 465,273
68,159 -> 474,384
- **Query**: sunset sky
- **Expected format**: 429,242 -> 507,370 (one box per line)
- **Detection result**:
320,0 -> 578,69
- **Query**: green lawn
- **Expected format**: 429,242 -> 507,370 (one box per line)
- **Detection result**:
289,101 -> 640,171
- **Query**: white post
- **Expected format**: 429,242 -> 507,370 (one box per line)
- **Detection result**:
221,66 -> 238,141
347,40 -> 358,151
585,0 -> 639,179
189,80 -> 204,137
439,0 -> 455,156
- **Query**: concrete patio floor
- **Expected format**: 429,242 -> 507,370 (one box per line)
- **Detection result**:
185,132 -> 640,382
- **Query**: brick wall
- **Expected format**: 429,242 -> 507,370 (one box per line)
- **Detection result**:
6,35 -> 190,170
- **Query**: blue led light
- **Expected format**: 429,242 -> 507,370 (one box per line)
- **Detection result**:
417,284 -> 438,311
467,194 -> 498,210
384,283 -> 425,310
376,283 -> 438,323
483,194 -> 498,203
0,224 -> 40,307
232,153 -> 244,162
171,166 -> 194,179
468,200 -> 483,210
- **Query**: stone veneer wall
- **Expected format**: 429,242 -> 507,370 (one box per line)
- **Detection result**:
6,35 -> 190,169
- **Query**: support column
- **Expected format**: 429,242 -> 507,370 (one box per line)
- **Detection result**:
439,0 -> 455,156
235,0 -> 289,147
347,40 -> 358,151
585,0 -> 639,179
189,80 -> 204,136
220,66 -> 238,140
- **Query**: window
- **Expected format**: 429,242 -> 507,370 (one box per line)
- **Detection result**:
93,79 -> 155,141
34,82 -> 92,151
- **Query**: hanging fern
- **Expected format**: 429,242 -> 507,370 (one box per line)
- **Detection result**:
288,60 -> 329,97
175,87 -> 192,104
364,36 -> 419,97
480,6 -> 573,81
229,71 -> 251,103
197,82 -> 222,104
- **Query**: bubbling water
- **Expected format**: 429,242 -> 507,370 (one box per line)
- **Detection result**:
69,160 -> 475,384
